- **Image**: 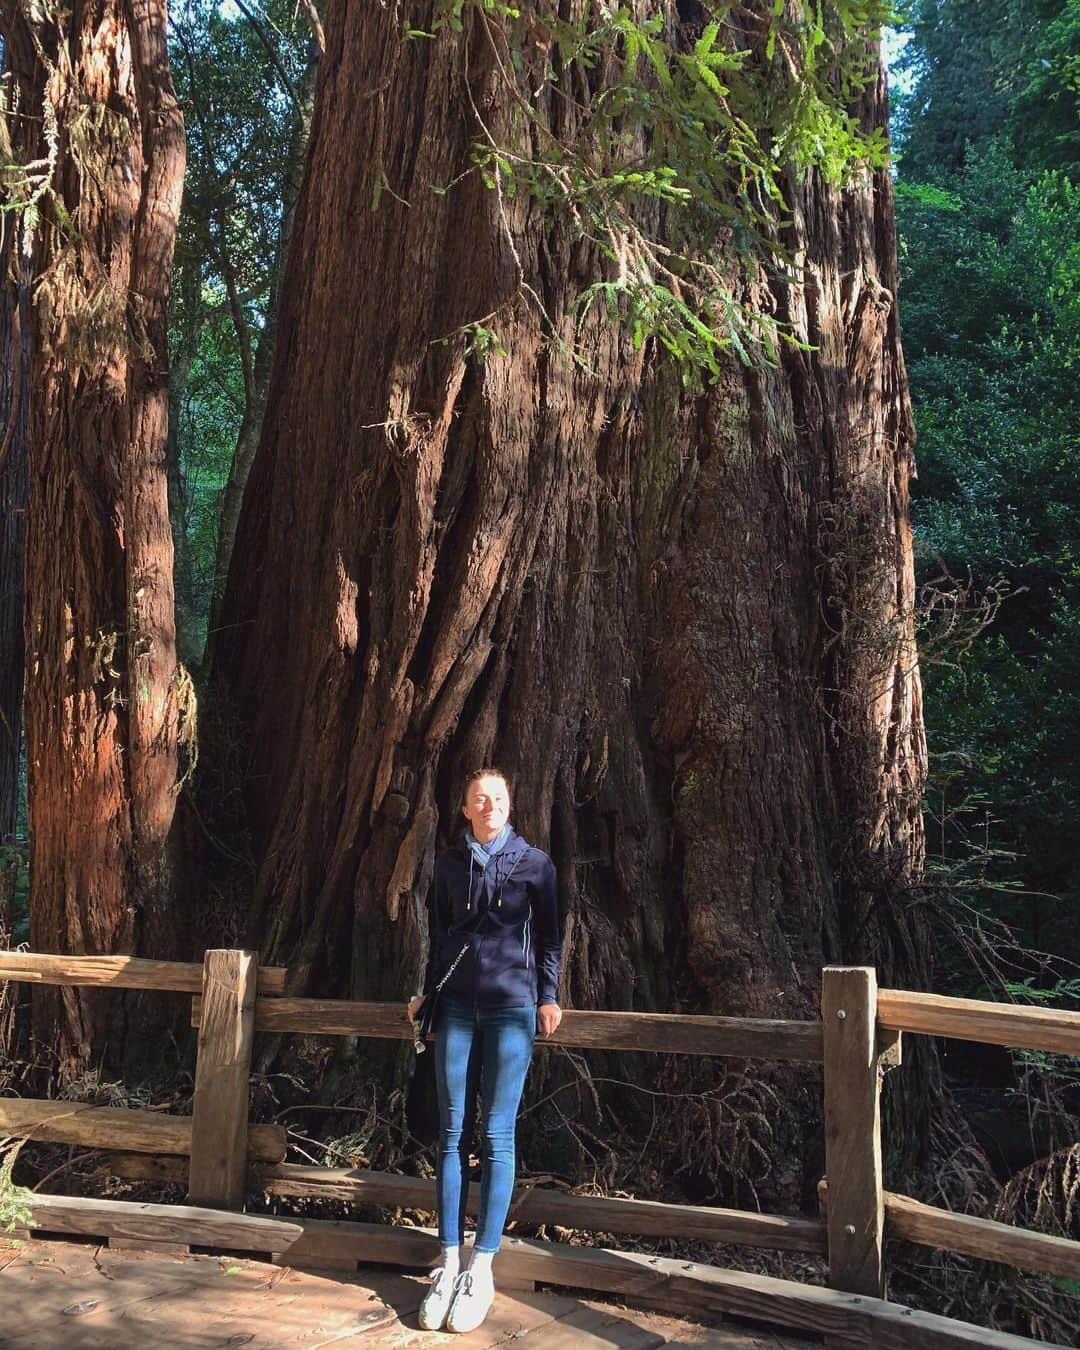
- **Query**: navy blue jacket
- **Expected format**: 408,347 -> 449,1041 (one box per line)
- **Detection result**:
424,828 -> 560,1008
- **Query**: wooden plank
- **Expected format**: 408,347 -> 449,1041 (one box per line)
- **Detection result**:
273,1217 -> 440,1269
108,1235 -> 191,1257
884,1190 -> 1080,1280
0,1099 -> 285,1162
108,1155 -> 827,1253
821,966 -> 884,1299
188,949 -> 257,1210
0,949 -> 286,995
360,1268 -> 427,1318
451,1287 -> 580,1346
0,1243 -> 609,1350
0,1241 -> 210,1340
23,1193 -> 301,1249
495,1236 -> 1054,1347
499,1274 -> 538,1292
190,997 -> 824,1061
877,987 -> 1080,1057
269,1223 -> 1047,1348
572,1297 -> 782,1348
0,1223 -> 1049,1348
0,1240 -> 401,1348
514,1302 -> 664,1349
271,1247 -> 360,1273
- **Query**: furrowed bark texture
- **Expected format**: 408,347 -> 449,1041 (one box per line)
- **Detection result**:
1,0 -> 186,1072
214,4 -> 928,1188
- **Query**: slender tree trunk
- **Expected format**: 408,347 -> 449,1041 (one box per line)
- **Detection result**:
213,4 -> 930,1193
0,185 -> 30,922
1,0 -> 186,1073
167,259 -> 202,671
205,41 -> 320,664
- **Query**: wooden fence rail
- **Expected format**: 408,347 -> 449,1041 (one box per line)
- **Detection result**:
190,995 -> 826,1060
2,948 -> 1079,1349
818,1180 -> 1080,1281
0,1098 -> 286,1161
0,951 -> 287,996
878,987 -> 1080,1056
106,1153 -> 830,1253
884,1192 -> 1080,1280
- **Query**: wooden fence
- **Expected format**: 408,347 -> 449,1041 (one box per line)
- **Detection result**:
0,948 -> 1078,1348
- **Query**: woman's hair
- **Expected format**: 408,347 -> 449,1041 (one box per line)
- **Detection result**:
460,766 -> 511,806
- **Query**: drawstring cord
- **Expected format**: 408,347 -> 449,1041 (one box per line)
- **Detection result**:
466,848 -> 524,913
495,853 -> 523,908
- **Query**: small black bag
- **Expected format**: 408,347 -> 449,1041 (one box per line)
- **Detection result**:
412,938 -> 472,1053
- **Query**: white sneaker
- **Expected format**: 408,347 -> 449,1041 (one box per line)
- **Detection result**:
446,1268 -> 495,1334
418,1266 -> 456,1331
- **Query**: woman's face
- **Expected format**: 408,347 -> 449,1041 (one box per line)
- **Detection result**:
462,774 -> 510,844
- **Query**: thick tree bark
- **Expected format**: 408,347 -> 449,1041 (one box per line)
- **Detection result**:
1,0 -> 186,1073
213,4 -> 929,1193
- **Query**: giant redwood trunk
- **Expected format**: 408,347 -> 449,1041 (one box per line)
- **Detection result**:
1,1 -> 186,1072
214,4 -> 929,1188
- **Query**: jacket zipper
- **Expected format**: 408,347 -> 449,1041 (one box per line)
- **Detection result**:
467,851 -> 526,1018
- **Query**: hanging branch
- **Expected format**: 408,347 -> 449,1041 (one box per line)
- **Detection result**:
232,0 -> 305,117
297,0 -> 325,54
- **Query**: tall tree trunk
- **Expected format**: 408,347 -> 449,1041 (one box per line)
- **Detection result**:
204,40 -> 320,665
213,4 -> 929,1193
0,177 -> 30,924
167,257 -> 202,672
1,0 -> 186,1074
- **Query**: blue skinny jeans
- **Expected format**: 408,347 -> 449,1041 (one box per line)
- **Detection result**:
434,997 -> 536,1253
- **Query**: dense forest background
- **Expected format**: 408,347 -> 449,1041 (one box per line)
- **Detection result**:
894,0 -> 1080,997
0,0 -> 1077,1340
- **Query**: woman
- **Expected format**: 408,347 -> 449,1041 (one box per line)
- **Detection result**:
407,768 -> 562,1333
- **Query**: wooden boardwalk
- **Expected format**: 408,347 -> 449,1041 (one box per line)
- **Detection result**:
0,1238 -> 817,1349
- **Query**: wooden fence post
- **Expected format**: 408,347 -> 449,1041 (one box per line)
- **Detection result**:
188,949 -> 257,1210
821,965 -> 884,1299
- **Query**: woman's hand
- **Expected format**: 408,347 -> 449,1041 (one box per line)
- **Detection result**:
407,995 -> 424,1024
537,1002 -> 562,1037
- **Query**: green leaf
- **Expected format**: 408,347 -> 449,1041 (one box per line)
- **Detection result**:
693,20 -> 721,59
